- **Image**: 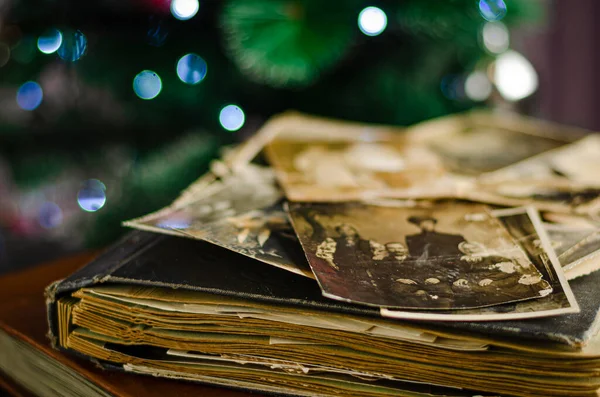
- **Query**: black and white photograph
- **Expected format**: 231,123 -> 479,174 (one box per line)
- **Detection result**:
545,223 -> 600,273
287,201 -> 554,310
382,207 -> 579,321
125,166 -> 314,279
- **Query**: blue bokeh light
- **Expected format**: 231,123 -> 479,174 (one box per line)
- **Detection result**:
37,29 -> 63,54
219,105 -> 245,131
57,30 -> 87,62
16,81 -> 43,111
39,202 -> 63,229
133,70 -> 162,100
177,53 -> 207,85
440,75 -> 461,101
84,178 -> 107,191
157,219 -> 192,229
478,0 -> 507,22
148,17 -> 169,47
77,183 -> 106,212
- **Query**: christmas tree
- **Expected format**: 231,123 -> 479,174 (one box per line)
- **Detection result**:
0,0 -> 539,248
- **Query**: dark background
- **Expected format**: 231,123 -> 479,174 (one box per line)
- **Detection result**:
0,0 -> 598,274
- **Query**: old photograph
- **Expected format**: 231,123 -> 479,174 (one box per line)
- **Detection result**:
406,112 -> 570,176
382,207 -> 579,321
462,180 -> 600,215
545,224 -> 600,272
265,137 -> 452,202
467,135 -> 600,215
287,201 -> 554,310
480,134 -> 600,186
125,166 -> 314,279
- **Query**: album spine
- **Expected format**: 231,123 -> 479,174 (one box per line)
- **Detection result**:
45,231 -> 161,349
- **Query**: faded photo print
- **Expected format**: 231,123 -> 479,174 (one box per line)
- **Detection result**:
288,201 -> 553,310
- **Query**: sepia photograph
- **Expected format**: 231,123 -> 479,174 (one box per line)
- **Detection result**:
287,201 -> 555,310
265,137 -> 452,202
464,180 -> 600,215
382,207 -> 579,321
545,224 -> 600,272
125,166 -> 314,279
405,112 -> 571,176
480,134 -> 600,186
465,135 -> 600,215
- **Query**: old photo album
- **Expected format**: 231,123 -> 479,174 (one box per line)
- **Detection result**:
48,111 -> 600,397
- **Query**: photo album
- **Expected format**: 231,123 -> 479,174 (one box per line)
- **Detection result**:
47,111 -> 600,397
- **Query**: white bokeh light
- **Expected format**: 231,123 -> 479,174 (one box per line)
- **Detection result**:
465,71 -> 493,102
171,0 -> 199,21
358,7 -> 387,36
494,50 -> 538,101
482,22 -> 509,54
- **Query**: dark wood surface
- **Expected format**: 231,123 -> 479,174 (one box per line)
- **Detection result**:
0,252 -> 255,397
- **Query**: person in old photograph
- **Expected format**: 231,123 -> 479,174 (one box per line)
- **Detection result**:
225,205 -> 296,260
383,221 -> 552,308
385,242 -> 409,262
315,223 -> 377,272
453,240 -> 553,306
386,260 -> 455,308
289,203 -> 559,310
405,216 -> 466,259
370,239 -> 455,308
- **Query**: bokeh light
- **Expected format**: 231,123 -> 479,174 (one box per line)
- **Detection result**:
478,0 -> 507,22
440,75 -> 464,101
358,7 -> 388,36
85,178 -> 107,191
171,0 -> 199,21
482,22 -> 509,54
38,202 -> 63,229
219,104 -> 245,131
16,81 -> 43,111
148,17 -> 169,47
37,29 -> 63,54
133,70 -> 162,100
494,50 -> 538,101
464,71 -> 493,102
0,43 -> 9,67
77,179 -> 107,212
177,53 -> 207,85
57,30 -> 87,62
157,218 -> 192,229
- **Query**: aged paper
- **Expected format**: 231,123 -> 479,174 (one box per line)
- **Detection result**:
467,135 -> 600,215
287,201 -> 555,310
125,165 -> 313,279
382,207 -> 579,321
266,137 -> 451,202
544,223 -> 600,279
406,110 -> 573,176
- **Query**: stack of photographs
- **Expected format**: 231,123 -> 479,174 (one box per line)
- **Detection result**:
53,111 -> 600,397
